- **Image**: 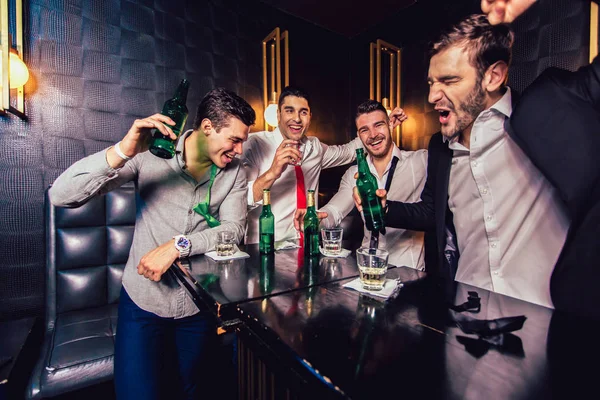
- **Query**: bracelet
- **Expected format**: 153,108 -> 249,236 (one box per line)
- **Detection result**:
114,141 -> 132,161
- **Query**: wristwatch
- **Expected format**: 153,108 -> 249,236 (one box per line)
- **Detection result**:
173,235 -> 191,258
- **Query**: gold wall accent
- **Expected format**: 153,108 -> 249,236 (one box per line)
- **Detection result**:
370,39 -> 402,146
262,28 -> 289,130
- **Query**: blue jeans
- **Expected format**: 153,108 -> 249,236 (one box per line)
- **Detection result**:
114,288 -> 217,400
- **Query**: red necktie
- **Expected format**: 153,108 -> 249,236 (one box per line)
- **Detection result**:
294,165 -> 306,209
295,165 -> 307,255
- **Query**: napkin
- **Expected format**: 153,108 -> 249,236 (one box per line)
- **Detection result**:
275,240 -> 300,251
205,245 -> 250,261
342,277 -> 403,299
319,247 -> 351,258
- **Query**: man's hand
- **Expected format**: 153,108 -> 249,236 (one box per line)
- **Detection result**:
267,139 -> 302,180
294,208 -> 328,231
107,113 -> 176,168
481,0 -> 537,24
389,107 -> 408,130
137,239 -> 180,282
352,172 -> 387,213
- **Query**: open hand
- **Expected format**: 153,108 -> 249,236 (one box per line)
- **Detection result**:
293,208 -> 328,231
119,113 -> 177,158
352,172 -> 387,212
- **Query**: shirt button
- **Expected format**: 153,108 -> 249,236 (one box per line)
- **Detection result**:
481,188 -> 488,195
472,161 -> 478,167
493,271 -> 499,276
491,243 -> 497,248
486,215 -> 492,221
452,159 -> 458,165
188,210 -> 193,215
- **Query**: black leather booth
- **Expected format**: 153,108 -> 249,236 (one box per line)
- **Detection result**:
26,184 -> 136,399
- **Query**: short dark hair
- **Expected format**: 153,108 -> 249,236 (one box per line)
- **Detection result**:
193,87 -> 256,131
278,86 -> 311,109
355,99 -> 388,120
430,14 -> 514,80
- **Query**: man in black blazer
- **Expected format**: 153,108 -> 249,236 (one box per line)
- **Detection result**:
482,0 -> 600,319
362,14 -> 570,309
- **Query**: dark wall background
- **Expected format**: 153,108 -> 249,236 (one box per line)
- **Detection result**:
349,0 -> 591,150
0,0 -> 351,321
0,0 -> 593,320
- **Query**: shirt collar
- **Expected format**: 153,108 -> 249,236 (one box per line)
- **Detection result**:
442,87 -> 513,145
366,145 -> 402,176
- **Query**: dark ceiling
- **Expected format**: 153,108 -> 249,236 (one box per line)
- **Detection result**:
258,0 -> 419,37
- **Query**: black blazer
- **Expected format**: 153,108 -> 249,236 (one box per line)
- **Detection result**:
385,131 -> 454,286
510,57 -> 600,320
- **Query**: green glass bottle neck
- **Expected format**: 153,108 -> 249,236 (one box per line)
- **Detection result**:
173,80 -> 189,103
261,204 -> 272,214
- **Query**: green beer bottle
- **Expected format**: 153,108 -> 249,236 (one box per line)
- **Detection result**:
259,189 -> 275,254
303,190 -> 320,256
149,79 -> 190,159
355,148 -> 385,233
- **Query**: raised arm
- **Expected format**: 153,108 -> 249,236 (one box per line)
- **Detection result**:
49,113 -> 177,207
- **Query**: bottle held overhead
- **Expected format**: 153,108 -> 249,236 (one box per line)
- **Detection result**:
149,79 -> 190,159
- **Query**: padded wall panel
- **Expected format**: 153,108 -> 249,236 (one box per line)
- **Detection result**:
120,87 -> 157,116
42,106 -> 86,139
82,0 -> 121,25
83,19 -> 121,54
40,9 -> 83,45
120,30 -> 156,62
121,59 -> 157,90
42,74 -> 85,107
106,227 -> 134,264
43,137 -> 86,170
83,81 -> 122,113
155,13 -> 186,43
84,110 -> 124,142
107,264 -> 125,304
83,51 -> 122,83
39,41 -> 83,76
120,1 -> 154,35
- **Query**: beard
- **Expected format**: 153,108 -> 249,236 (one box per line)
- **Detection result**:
441,76 -> 486,140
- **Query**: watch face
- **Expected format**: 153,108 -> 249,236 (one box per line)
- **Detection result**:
176,236 -> 190,249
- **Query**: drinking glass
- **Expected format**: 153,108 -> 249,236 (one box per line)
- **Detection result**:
321,227 -> 343,255
285,142 -> 306,166
356,247 -> 389,291
216,231 -> 235,257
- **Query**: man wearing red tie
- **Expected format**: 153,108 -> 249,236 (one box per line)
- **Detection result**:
242,86 -> 363,246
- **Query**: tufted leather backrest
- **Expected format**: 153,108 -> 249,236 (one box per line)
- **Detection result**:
46,184 -> 136,318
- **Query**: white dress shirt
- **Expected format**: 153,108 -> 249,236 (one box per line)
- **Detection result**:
241,128 -> 362,244
321,146 -> 428,270
447,88 -> 570,308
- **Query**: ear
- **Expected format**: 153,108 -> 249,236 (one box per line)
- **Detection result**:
200,118 -> 213,135
483,61 -> 509,93
276,107 -> 281,125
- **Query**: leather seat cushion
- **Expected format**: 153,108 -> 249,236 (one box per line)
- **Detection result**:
49,304 -> 118,370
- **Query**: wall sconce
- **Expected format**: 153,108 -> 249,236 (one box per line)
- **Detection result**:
262,27 -> 289,130
370,39 -> 401,146
1,0 -> 29,120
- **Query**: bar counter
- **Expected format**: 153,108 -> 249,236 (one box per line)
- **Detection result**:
171,244 -> 600,399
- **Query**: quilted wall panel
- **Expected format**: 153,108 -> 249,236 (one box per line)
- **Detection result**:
0,0 -> 353,320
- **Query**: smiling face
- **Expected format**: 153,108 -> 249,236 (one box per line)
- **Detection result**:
356,110 -> 394,159
427,45 -> 487,141
205,116 -> 250,168
277,95 -> 311,141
